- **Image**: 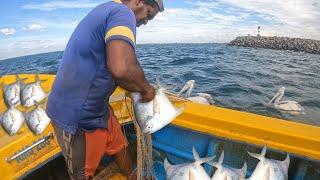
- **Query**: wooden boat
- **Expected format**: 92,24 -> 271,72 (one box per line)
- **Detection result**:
0,74 -> 319,179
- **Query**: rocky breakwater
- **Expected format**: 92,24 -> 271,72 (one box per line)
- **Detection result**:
228,36 -> 320,55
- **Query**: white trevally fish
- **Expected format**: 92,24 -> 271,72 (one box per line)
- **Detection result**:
164,146 -> 214,180
21,74 -> 48,107
209,151 -> 247,180
0,106 -> 25,135
131,87 -> 184,134
247,146 -> 290,180
25,102 -> 51,135
2,75 -> 26,107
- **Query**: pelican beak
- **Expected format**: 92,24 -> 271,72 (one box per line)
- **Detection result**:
268,90 -> 281,105
178,80 -> 195,98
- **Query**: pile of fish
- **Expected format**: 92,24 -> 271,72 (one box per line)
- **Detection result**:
0,75 -> 51,135
164,146 -> 290,180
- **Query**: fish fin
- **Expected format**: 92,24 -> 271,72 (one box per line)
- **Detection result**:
155,77 -> 163,89
280,153 -> 290,171
218,151 -> 224,165
192,146 -> 215,165
238,162 -> 247,177
247,152 -> 262,161
36,74 -> 48,83
208,161 -> 221,170
163,158 -> 172,171
16,74 -> 27,84
261,146 -> 267,157
208,151 -> 224,169
192,146 -> 200,161
189,170 -> 197,180
153,98 -> 160,115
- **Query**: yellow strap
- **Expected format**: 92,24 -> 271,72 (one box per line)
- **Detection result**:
105,26 -> 136,44
113,0 -> 122,4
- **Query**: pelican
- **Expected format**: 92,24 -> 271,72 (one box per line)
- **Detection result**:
268,87 -> 304,115
178,80 -> 215,105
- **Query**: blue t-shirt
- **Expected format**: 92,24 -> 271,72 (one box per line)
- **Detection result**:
46,0 -> 136,134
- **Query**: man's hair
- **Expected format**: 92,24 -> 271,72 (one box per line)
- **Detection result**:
146,0 -> 164,12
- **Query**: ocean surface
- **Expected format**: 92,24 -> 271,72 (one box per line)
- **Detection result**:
0,43 -> 319,126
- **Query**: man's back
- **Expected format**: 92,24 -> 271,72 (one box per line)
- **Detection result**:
46,1 -> 136,134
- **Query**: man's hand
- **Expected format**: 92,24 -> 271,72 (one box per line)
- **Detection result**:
141,85 -> 156,103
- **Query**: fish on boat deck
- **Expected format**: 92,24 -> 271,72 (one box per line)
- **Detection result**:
21,75 -> 48,107
209,151 -> 247,180
164,146 -> 215,180
0,106 -> 25,135
25,102 -> 51,135
247,146 -> 290,180
2,75 -> 26,107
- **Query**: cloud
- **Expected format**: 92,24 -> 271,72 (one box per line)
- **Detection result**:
0,28 -> 16,36
22,24 -> 46,32
0,37 -> 68,60
137,0 -> 320,43
22,0 -> 103,11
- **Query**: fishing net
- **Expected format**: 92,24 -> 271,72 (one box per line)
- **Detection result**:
132,114 -> 155,180
124,94 -> 155,180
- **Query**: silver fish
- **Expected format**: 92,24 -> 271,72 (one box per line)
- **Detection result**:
164,146 -> 214,180
0,106 -> 25,135
131,87 -> 184,134
2,75 -> 25,107
209,151 -> 247,180
21,75 -> 47,107
247,146 -> 290,180
25,103 -> 51,135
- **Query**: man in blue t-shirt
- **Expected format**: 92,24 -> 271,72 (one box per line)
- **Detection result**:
46,0 -> 164,179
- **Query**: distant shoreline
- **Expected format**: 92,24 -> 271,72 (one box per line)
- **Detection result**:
228,36 -> 320,55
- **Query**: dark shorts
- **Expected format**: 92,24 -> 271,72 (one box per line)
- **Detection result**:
53,109 -> 128,180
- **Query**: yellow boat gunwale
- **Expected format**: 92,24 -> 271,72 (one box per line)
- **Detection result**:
172,102 -> 320,161
0,73 -> 319,179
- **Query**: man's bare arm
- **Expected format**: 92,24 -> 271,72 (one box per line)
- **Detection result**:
106,40 -> 155,102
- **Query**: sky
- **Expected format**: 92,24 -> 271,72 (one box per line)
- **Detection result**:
0,0 -> 320,60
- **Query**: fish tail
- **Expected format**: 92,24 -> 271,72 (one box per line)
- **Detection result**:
240,162 -> 247,177
247,152 -> 263,161
192,146 -> 200,161
192,146 -> 215,165
248,146 -> 266,161
208,151 -> 224,169
164,157 -> 171,168
283,153 -> 290,168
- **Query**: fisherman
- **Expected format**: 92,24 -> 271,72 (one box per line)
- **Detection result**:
46,0 -> 164,179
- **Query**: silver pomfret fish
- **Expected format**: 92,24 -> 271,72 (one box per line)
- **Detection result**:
210,151 -> 247,180
2,75 -> 25,107
131,88 -> 184,134
25,103 -> 51,135
164,146 -> 214,180
1,106 -> 25,135
21,75 -> 47,107
247,146 -> 290,180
